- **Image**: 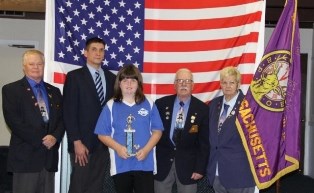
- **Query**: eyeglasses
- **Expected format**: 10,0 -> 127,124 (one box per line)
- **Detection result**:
175,79 -> 193,84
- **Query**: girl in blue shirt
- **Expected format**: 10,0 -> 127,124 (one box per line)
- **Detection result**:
95,64 -> 163,193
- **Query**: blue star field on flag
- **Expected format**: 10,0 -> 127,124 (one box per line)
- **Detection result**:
55,0 -> 144,71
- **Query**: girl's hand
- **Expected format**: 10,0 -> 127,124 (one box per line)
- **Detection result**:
117,145 -> 129,159
136,148 -> 148,161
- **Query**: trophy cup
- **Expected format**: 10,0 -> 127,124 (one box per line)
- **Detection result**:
124,114 -> 140,156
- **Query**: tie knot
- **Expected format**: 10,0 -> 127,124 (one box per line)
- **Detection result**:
35,84 -> 42,89
179,101 -> 184,107
223,104 -> 229,110
95,70 -> 100,76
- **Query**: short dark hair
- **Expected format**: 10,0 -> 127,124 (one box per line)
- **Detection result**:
113,64 -> 145,104
85,37 -> 105,50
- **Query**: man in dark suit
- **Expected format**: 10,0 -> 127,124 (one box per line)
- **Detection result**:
2,49 -> 64,193
154,68 -> 209,193
207,67 -> 255,193
63,37 -> 116,193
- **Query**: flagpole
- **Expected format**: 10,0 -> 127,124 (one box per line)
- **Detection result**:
276,180 -> 280,193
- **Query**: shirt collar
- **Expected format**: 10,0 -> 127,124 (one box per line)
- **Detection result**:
26,76 -> 44,88
175,96 -> 191,106
223,91 -> 239,108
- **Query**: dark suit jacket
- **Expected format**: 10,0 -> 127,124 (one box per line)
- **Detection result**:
2,77 -> 64,172
63,66 -> 116,153
206,90 -> 255,188
154,94 -> 209,185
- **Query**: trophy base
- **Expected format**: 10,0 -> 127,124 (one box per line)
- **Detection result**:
128,153 -> 137,157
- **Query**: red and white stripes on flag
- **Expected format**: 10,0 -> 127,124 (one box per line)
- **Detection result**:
44,0 -> 265,102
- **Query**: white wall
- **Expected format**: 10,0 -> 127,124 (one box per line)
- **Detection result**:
0,18 -> 45,146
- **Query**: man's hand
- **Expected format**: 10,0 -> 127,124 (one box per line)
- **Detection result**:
42,135 -> 57,149
74,140 -> 89,166
191,172 -> 203,180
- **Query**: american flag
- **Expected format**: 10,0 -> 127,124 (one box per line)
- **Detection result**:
44,0 -> 265,102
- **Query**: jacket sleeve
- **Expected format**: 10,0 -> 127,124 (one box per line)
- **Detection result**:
62,72 -> 81,142
50,87 -> 65,142
194,100 -> 210,175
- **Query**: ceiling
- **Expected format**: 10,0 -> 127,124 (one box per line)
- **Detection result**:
267,0 -> 314,27
0,0 -> 45,12
1,0 -> 314,27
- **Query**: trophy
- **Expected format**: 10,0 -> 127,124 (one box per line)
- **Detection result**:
124,114 -> 140,156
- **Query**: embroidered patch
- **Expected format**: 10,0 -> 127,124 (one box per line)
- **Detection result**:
250,50 -> 291,111
138,108 -> 149,116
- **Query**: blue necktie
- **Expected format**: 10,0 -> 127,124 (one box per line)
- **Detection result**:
172,101 -> 185,145
36,84 -> 49,123
218,103 -> 229,133
95,70 -> 105,106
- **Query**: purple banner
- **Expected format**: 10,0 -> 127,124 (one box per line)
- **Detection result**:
236,0 -> 301,189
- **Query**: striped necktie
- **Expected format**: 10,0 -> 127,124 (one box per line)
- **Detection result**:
95,70 -> 105,106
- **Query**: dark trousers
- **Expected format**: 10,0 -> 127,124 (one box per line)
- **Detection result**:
113,171 -> 154,193
12,169 -> 54,193
68,145 -> 109,193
